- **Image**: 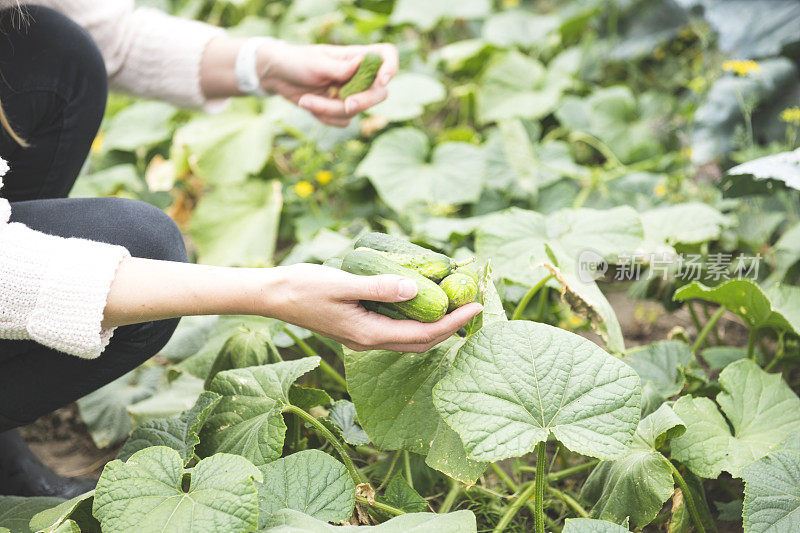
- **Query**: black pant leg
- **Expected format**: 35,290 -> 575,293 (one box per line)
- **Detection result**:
0,198 -> 189,431
0,5 -> 107,201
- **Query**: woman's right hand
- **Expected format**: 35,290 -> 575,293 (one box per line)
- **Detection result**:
263,263 -> 483,353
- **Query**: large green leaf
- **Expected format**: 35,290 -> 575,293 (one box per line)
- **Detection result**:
671,359 -> 800,478
101,101 -> 177,152
117,391 -> 221,463
767,222 -> 800,284
389,0 -> 490,31
28,492 -> 97,533
76,366 -> 163,448
741,437 -> 800,533
175,109 -> 274,185
477,51 -> 571,125
368,73 -> 446,122
256,450 -> 354,527
556,86 -> 669,164
199,358 -> 320,466
190,179 -> 282,266
261,508 -> 477,532
345,338 -> 486,484
93,448 -> 261,533
328,400 -> 370,446
433,321 -> 641,462
356,128 -> 484,211
475,206 -> 643,288
674,280 -> 800,337
581,404 -> 686,527
0,497 -> 64,533
640,203 -> 730,253
624,340 -> 692,415
126,373 -> 205,426
703,0 -> 800,59
482,10 -> 560,48
725,147 -> 800,195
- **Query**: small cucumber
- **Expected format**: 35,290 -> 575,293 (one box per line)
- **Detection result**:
339,52 -> 383,99
439,272 -> 479,312
454,265 -> 480,282
354,232 -> 433,256
358,248 -> 453,282
341,248 -> 448,323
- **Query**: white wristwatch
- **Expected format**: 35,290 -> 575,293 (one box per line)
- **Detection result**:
235,37 -> 274,97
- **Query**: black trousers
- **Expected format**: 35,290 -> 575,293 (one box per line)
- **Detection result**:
0,7 -> 188,431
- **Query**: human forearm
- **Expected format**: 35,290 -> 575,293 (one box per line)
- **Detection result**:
101,257 -> 285,328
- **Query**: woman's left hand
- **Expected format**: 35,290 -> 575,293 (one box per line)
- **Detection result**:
257,42 -> 398,127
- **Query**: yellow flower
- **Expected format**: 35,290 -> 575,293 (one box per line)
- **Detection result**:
315,170 -> 333,185
681,146 -> 693,160
780,106 -> 800,126
654,183 -> 667,198
722,59 -> 761,76
294,180 -> 314,198
501,0 -> 520,7
90,131 -> 105,154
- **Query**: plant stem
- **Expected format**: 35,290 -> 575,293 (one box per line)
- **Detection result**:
668,462 -> 706,533
283,404 -> 364,484
511,275 -> 554,321
747,328 -> 758,361
765,332 -> 786,372
547,487 -> 589,518
520,458 -> 600,482
454,257 -> 477,269
284,327 -> 347,389
687,303 -> 703,335
534,442 -> 547,533
403,450 -> 414,489
439,478 -> 461,514
356,495 -> 404,516
377,451 -> 401,491
691,306 -> 726,354
489,463 -> 537,519
493,477 -> 538,533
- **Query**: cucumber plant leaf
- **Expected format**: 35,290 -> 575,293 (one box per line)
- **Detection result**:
624,340 -> 692,416
190,179 -> 283,267
261,508 -> 478,532
482,10 -> 560,48
767,222 -> 800,284
433,321 -> 641,462
477,51 -> 572,125
127,373 -> 205,426
117,391 -> 221,463
328,400 -> 370,446
368,73 -> 446,122
563,518 -> 630,533
28,491 -> 97,533
345,338 -> 486,484
93,447 -> 262,533
389,0 -> 490,31
356,127 -> 484,212
256,450 -> 355,528
0,497 -> 65,533
76,366 -> 163,448
377,474 -> 428,515
199,358 -> 320,466
100,101 -> 177,153
640,202 -> 731,253
674,280 -> 800,337
581,404 -> 686,527
741,435 -> 800,533
671,359 -> 800,478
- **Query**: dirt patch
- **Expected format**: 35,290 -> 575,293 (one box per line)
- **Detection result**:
19,404 -> 119,480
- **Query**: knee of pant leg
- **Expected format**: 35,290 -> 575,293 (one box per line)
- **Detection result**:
95,198 -> 188,263
22,6 -> 109,118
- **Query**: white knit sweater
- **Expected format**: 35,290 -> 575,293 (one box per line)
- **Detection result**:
0,1 -> 226,358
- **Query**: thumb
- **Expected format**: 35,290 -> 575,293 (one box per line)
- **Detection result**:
351,274 -> 419,303
316,54 -> 362,83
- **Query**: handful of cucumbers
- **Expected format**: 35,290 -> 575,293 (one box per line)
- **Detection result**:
340,232 -> 479,322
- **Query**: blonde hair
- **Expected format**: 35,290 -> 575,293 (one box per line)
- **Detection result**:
0,2 -> 29,146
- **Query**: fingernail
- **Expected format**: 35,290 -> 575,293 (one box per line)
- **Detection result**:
299,97 -> 311,109
398,279 -> 418,299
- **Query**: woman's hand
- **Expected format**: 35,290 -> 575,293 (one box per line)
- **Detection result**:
264,263 -> 482,353
257,42 -> 399,127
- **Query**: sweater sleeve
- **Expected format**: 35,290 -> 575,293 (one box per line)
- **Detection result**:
0,168 -> 130,359
27,0 -> 227,110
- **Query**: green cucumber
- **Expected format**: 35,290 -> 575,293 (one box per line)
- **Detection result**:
357,247 -> 452,282
354,232 -> 433,256
439,272 -> 479,312
341,248 -> 448,323
339,52 -> 383,99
